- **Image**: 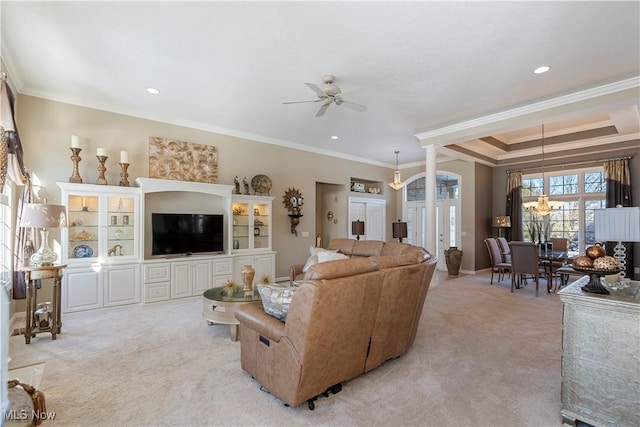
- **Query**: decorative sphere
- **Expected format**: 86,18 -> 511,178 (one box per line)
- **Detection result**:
593,256 -> 618,271
573,256 -> 593,268
586,244 -> 606,259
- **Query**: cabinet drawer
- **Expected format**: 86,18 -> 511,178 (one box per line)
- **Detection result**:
144,264 -> 170,283
145,282 -> 170,303
212,258 -> 232,276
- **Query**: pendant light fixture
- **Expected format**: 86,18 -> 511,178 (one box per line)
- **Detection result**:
523,125 -> 563,216
388,150 -> 405,190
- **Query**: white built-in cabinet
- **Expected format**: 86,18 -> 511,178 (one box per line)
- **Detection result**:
348,196 -> 386,241
57,179 -> 278,311
58,182 -> 141,313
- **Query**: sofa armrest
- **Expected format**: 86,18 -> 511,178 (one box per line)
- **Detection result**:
289,264 -> 304,285
235,301 -> 286,342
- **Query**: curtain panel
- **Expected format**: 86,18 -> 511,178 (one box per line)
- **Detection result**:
506,171 -> 523,241
603,158 -> 634,278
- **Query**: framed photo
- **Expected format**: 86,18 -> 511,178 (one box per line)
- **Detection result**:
254,227 -> 260,236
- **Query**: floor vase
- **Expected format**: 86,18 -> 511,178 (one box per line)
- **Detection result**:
445,246 -> 463,275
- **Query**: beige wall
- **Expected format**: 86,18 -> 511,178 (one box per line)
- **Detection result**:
15,94 -> 401,280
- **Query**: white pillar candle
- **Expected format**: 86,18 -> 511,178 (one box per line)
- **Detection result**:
97,148 -> 107,157
120,151 -> 129,164
71,135 -> 80,148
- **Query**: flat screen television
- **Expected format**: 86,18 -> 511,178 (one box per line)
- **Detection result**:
152,213 -> 224,256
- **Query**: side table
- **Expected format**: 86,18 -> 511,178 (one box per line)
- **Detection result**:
21,264 -> 66,344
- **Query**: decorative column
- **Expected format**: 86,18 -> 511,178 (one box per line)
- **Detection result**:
425,144 -> 437,255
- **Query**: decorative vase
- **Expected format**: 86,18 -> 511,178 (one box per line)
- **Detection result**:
241,264 -> 255,292
233,239 -> 240,250
445,246 -> 463,275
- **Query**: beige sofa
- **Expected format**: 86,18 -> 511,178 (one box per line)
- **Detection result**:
234,239 -> 437,409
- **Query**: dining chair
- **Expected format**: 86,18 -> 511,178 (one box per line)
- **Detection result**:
496,237 -> 511,263
508,241 -> 547,297
548,237 -> 570,287
484,238 -> 511,285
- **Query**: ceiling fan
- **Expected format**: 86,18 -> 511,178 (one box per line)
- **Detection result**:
283,75 -> 367,117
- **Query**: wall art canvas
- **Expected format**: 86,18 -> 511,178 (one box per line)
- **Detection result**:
149,137 -> 218,183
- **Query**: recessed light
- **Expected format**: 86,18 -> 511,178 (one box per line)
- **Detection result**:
533,66 -> 550,75
330,135 -> 339,140
146,87 -> 160,94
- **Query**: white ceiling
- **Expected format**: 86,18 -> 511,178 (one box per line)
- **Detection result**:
2,1 -> 639,168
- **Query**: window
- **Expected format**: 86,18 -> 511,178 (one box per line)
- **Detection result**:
522,167 -> 605,255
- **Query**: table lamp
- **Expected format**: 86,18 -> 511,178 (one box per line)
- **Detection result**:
20,203 -> 67,266
392,219 -> 408,243
492,216 -> 511,238
594,206 -> 640,278
352,220 -> 365,241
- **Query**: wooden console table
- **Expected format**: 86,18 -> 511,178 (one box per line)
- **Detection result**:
557,276 -> 639,427
21,264 -> 66,344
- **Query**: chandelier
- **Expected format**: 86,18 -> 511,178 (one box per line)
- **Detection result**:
388,150 -> 405,190
523,125 -> 563,216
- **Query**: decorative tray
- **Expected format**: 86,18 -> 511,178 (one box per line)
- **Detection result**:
571,265 -> 622,274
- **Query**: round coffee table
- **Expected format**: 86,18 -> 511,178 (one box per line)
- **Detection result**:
202,287 -> 260,341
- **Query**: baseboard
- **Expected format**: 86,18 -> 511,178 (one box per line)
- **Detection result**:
9,311 -> 26,336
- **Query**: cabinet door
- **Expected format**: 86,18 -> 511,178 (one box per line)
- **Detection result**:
191,260 -> 212,295
252,202 -> 271,251
63,267 -> 102,313
105,195 -> 138,261
65,194 -> 100,263
234,254 -> 275,286
366,203 -> 385,241
232,201 -> 251,250
171,262 -> 192,298
104,264 -> 140,307
253,254 -> 275,284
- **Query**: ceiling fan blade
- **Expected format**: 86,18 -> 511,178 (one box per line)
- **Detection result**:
315,103 -> 330,117
336,99 -> 367,112
283,99 -> 322,104
305,82 -> 328,99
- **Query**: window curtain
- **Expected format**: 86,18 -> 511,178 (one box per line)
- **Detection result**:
1,78 -> 32,299
603,158 -> 633,277
506,171 -> 523,241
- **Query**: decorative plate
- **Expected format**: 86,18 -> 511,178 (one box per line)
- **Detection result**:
251,174 -> 272,195
73,244 -> 94,258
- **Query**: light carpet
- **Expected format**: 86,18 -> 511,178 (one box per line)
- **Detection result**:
8,271 -> 564,427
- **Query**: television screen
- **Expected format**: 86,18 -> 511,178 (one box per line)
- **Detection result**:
152,213 -> 224,256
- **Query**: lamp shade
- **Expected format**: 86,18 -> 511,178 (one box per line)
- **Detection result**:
492,216 -> 511,228
351,220 -> 365,236
392,220 -> 408,239
594,207 -> 640,242
20,203 -> 67,228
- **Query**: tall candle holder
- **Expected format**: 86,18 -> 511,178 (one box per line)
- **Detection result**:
69,147 -> 83,183
119,163 -> 130,187
96,155 -> 108,185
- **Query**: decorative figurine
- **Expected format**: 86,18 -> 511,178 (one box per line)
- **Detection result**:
233,176 -> 241,194
243,176 -> 250,195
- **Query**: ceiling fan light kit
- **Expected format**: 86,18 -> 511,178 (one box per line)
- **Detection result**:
283,74 -> 367,117
389,150 -> 405,190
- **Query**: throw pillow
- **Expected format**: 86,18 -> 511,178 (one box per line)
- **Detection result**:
303,247 -> 338,272
317,251 -> 349,263
257,284 -> 297,321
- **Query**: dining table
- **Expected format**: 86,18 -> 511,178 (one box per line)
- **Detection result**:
538,250 -> 570,291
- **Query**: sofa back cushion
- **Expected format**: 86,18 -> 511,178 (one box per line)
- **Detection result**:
351,240 -> 385,257
304,257 -> 378,281
326,238 -> 355,255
